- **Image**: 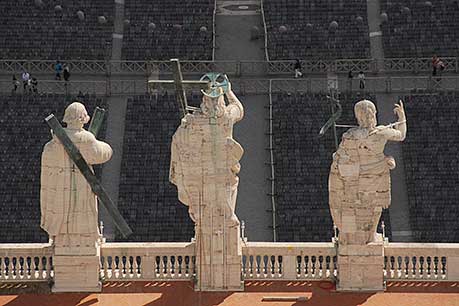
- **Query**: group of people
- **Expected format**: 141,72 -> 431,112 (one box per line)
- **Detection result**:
55,61 -> 71,81
12,71 -> 38,94
11,61 -> 72,94
348,70 -> 366,90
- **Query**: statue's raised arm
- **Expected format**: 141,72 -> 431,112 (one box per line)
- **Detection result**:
370,100 -> 406,141
225,82 -> 244,123
329,99 -> 407,245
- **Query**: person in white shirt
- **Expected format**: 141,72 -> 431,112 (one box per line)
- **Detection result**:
358,71 -> 365,90
21,71 -> 30,91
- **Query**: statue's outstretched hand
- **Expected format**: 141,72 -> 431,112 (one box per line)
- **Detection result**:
394,100 -> 405,120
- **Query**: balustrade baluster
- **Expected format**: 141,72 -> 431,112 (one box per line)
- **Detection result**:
426,256 -> 432,279
333,256 -> 338,277
49,257 -> 54,279
404,256 -> 410,278
325,256 -> 331,278
19,257 -> 24,279
266,256 -> 272,278
26,257 -> 32,279
160,256 -> 167,278
256,256 -> 261,278
311,256 -> 317,278
4,258 -> 10,280
248,256 -> 254,278
390,256 -> 395,279
318,256 -> 324,278
397,256 -> 403,278
241,255 -> 247,278
412,257 -> 419,279
441,257 -> 447,279
107,256 -> 113,279
434,257 -> 439,279
12,257 -> 17,279
45,257 -> 51,280
191,256 -> 196,277
100,256 -> 106,279
262,255 -> 268,277
277,256 -> 283,277
121,256 -> 128,278
418,256 -> 425,279
305,256 -> 311,278
177,256 -> 183,278
383,256 -> 388,278
184,256 -> 190,277
135,256 -> 142,278
170,256 -> 176,278
129,256 -> 134,278
114,256 -> 120,279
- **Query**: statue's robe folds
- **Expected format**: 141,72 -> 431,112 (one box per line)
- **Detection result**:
329,126 -> 404,244
170,99 -> 244,227
40,129 -> 112,248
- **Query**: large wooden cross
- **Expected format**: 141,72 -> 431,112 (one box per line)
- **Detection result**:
45,110 -> 133,238
148,59 -> 210,118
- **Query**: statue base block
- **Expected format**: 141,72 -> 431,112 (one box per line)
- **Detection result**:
337,242 -> 384,292
52,255 -> 101,293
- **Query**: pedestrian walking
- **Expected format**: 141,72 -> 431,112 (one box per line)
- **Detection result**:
358,71 -> 365,90
348,70 -> 353,90
55,60 -> 63,80
21,71 -> 30,91
294,59 -> 303,78
12,75 -> 20,93
63,64 -> 70,82
432,54 -> 445,79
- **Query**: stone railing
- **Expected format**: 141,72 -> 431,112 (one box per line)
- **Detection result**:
99,242 -> 196,281
0,244 -> 53,282
242,242 -> 337,281
1,76 -> 459,96
0,242 -> 458,285
384,243 -> 459,281
1,57 -> 458,76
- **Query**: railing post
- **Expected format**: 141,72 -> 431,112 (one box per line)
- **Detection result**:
386,77 -> 391,93
142,255 -> 154,279
282,256 -> 298,279
236,61 -> 241,78
105,60 -> 111,77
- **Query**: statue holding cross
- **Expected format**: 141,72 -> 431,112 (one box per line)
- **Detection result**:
152,59 -> 244,291
41,102 -> 131,292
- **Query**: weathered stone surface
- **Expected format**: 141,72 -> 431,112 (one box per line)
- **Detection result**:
329,99 -> 406,291
329,99 -> 406,245
41,102 -> 112,292
170,84 -> 244,291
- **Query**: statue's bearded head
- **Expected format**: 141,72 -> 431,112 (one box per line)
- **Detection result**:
201,94 -> 225,118
354,100 -> 377,129
63,102 -> 90,128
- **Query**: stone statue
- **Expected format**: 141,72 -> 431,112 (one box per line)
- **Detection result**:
170,82 -> 244,228
329,99 -> 406,245
41,102 -> 113,250
169,81 -> 244,290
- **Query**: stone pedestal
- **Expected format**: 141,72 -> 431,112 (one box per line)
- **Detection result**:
195,209 -> 243,291
52,244 -> 101,293
337,241 -> 384,291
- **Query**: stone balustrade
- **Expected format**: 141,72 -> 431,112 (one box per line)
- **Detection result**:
384,243 -> 459,281
0,242 -> 458,286
99,242 -> 196,281
0,243 -> 53,282
242,242 -> 337,281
